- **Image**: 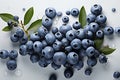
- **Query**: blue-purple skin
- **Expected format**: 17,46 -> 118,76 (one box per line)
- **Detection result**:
66,30 -> 76,41
30,33 -> 40,42
57,11 -> 62,17
86,13 -> 96,23
67,52 -> 79,65
96,14 -> 107,24
53,52 -> 66,65
104,26 -> 114,35
59,24 -> 72,35
45,7 -> 56,19
91,4 -> 102,15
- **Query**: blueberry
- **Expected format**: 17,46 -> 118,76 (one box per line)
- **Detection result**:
66,30 -> 76,41
71,8 -> 79,17
82,39 -> 94,49
113,71 -> 120,79
38,57 -> 48,67
85,67 -> 92,76
56,11 -> 62,17
22,8 -> 26,11
38,27 -> 48,38
72,21 -> 81,30
27,49 -> 34,55
94,50 -> 100,58
104,26 -> 114,35
52,27 -> 58,34
49,73 -> 57,80
10,33 -> 19,42
99,54 -> 107,63
55,32 -> 63,40
30,54 -> 39,63
42,16 -> 53,30
41,40 -> 47,48
96,30 -> 104,38
86,13 -> 96,23
45,7 -> 56,19
86,46 -> 95,57
66,10 -> 70,15
53,40 -> 63,51
33,41 -> 43,53
0,50 -> 9,59
6,60 -> 17,70
9,50 -> 18,59
96,14 -> 107,24
112,8 -> 116,12
73,60 -> 84,70
61,38 -> 69,47
42,46 -> 54,59
89,22 -> 99,33
30,33 -> 40,42
45,33 -> 56,45
84,25 -> 91,32
67,52 -> 79,65
53,52 -> 66,65
16,28 -> 24,38
91,4 -> 102,15
75,29 -> 85,39
19,45 -> 27,56
87,57 -> 97,67
85,30 -> 93,39
26,41 -> 33,50
115,27 -> 120,34
62,16 -> 69,23
51,62 -> 61,70
7,20 -> 13,27
79,49 -> 86,58
59,24 -> 72,35
19,35 -> 28,44
13,16 -> 19,21
46,58 -> 53,64
64,67 -> 74,79
71,39 -> 81,50
65,46 -> 72,52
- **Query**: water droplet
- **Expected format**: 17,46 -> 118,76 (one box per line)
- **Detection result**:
15,69 -> 22,77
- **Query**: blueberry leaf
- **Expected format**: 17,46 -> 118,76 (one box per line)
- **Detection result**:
27,19 -> 42,31
94,39 -> 103,49
0,13 -> 14,22
2,26 -> 12,31
100,46 -> 116,55
24,7 -> 34,25
79,6 -> 87,28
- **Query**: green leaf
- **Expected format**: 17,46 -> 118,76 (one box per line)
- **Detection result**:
79,6 -> 87,28
2,26 -> 12,31
24,7 -> 34,25
27,19 -> 42,31
100,46 -> 116,55
94,39 -> 103,49
0,13 -> 14,22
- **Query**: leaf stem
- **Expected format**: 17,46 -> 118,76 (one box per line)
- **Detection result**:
19,20 -> 29,36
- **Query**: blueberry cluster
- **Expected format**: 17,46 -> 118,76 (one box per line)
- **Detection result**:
7,16 -> 19,27
0,50 -> 18,70
6,4 -> 120,79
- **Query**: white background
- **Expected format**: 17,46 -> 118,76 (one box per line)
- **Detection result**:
0,0 -> 120,80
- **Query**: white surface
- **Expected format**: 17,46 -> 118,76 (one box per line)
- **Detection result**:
0,0 -> 120,80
